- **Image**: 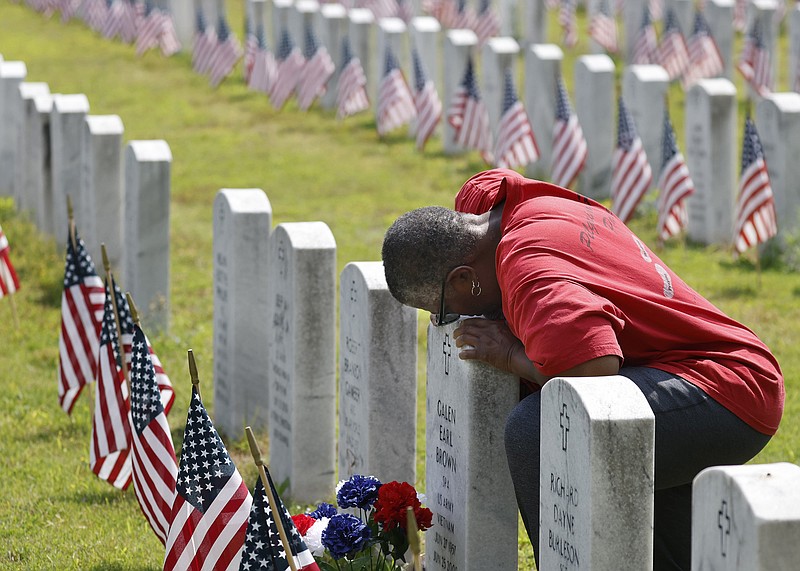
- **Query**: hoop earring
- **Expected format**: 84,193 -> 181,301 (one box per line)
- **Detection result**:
471,280 -> 482,297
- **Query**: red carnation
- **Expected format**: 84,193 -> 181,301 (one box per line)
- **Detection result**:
292,513 -> 317,536
373,481 -> 432,532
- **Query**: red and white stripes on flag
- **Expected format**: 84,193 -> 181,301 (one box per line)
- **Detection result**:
551,75 -> 587,189
682,10 -> 724,90
737,19 -> 773,97
136,3 -> 163,56
657,110 -> 695,242
411,48 -> 442,150
163,386 -> 252,571
193,10 -> 218,75
473,0 -> 500,45
632,6 -> 659,65
611,97 -> 653,223
733,0 -> 747,32
208,17 -> 242,88
336,37 -> 370,119
57,229 -> 105,414
248,26 -> 277,94
494,68 -> 539,169
296,24 -> 335,111
376,47 -> 416,136
559,0 -> 578,48
657,9 -> 690,80
734,117 -> 778,255
589,0 -> 618,54
158,12 -> 181,56
129,323 -> 177,546
84,0 -> 109,32
447,57 -> 492,160
270,28 -> 306,109
0,224 -> 20,298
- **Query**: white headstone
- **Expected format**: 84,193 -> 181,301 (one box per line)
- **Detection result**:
30,94 -> 55,235
410,16 -> 442,97
338,261 -> 418,483
426,321 -> 519,571
272,0 -> 293,49
0,61 -> 27,197
167,0 -> 194,49
665,0 -> 693,37
756,93 -> 800,242
523,0 -> 547,46
443,29 -> 478,154
213,189 -> 272,440
348,9 -> 377,110
498,0 -> 517,37
51,94 -> 90,250
623,0 -> 649,63
684,78 -> 737,245
540,376 -> 655,571
692,463 -> 800,570
267,221 -> 336,504
622,64 -> 670,179
746,1 -> 778,97
289,0 -> 320,59
706,0 -> 735,79
15,82 -> 50,216
123,140 -> 172,333
316,3 -> 348,110
482,37 -> 519,130
523,43 -> 563,180
791,5 -> 800,93
375,17 -> 409,120
82,115 -> 125,273
575,54 -> 615,199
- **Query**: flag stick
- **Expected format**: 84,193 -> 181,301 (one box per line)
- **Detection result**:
187,349 -> 201,401
406,507 -> 422,571
126,292 -> 140,326
102,243 -> 130,388
66,194 -> 77,252
245,426 -> 299,571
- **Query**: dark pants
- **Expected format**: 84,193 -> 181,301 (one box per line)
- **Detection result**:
504,367 -> 772,571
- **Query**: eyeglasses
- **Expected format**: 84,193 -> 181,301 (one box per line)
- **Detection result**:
432,272 -> 460,326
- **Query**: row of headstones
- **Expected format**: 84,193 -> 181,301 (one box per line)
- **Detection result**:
0,56 -> 172,331
213,188 -> 800,570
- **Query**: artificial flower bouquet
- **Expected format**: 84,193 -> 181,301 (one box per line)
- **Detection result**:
292,475 -> 433,571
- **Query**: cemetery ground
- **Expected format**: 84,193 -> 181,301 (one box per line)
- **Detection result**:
1,2 -> 799,569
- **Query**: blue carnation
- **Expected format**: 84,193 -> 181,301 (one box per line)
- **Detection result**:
309,502 -> 338,519
336,474 -> 382,509
321,513 -> 371,559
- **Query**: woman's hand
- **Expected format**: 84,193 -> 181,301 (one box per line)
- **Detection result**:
453,318 -> 533,377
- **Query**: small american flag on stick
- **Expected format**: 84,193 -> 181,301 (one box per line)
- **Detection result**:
551,74 -> 587,189
376,46 -> 416,136
412,48 -> 442,151
296,23 -> 335,111
611,96 -> 652,223
208,16 -> 242,88
447,56 -> 492,160
682,9 -> 723,90
657,8 -> 690,81
248,24 -> 277,94
589,0 -> 618,54
737,19 -> 772,97
494,68 -> 539,169
656,109 -> 694,242
559,0 -> 578,48
193,8 -> 217,75
270,28 -> 306,110
0,224 -> 20,299
473,0 -> 500,45
632,5 -> 658,65
336,36 -> 370,119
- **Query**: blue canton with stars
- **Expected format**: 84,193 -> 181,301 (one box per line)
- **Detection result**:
129,325 -> 163,435
661,110 -> 679,171
741,117 -> 765,175
555,74 -> 573,123
460,57 -> 482,100
99,280 -> 124,369
412,48 -> 427,93
616,97 -> 639,152
63,230 -> 99,288
176,387 -> 236,513
501,68 -> 519,114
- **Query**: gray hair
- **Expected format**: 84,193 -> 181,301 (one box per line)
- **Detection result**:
382,206 -> 481,308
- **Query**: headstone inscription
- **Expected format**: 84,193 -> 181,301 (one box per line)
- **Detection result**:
523,43 -> 563,180
539,376 -> 655,571
692,463 -> 800,570
338,261 -> 417,484
213,188 -> 272,440
267,221 -> 336,504
426,320 -> 519,571
123,140 -> 172,333
575,54 -> 615,199
0,61 -> 28,197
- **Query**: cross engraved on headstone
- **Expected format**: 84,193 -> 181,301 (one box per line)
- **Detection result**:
443,333 -> 452,375
560,403 -> 570,451
718,499 -> 731,557
349,279 -> 357,319
277,239 -> 287,277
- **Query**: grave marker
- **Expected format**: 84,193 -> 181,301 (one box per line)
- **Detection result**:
706,0 -> 735,78
348,8 -> 377,109
0,61 -> 27,197
482,37 -> 519,130
375,17 -> 409,116
540,376 -> 655,571
169,0 -> 194,49
338,261 -> 417,484
523,0 -> 547,46
15,82 -> 50,216
575,54 -> 615,199
666,0 -> 693,37
523,43 -> 563,180
30,94 -> 55,236
316,3 -> 348,110
746,0 -> 779,97
426,321 -> 519,571
623,0 -> 649,63
443,29 -> 478,154
622,64 -> 670,179
213,188 -> 272,440
272,0 -> 293,48
267,221 -> 336,504
289,0 -> 320,57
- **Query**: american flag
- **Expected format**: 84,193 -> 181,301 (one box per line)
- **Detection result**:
559,0 -> 578,48
396,0 -> 413,23
494,68 -> 539,169
101,0 -> 125,40
737,19 -> 772,97
248,24 -> 277,94
649,0 -> 663,21
243,16 -> 258,84
270,28 -> 306,110
240,471 -> 320,571
632,5 -> 658,65
376,46 -> 416,136
473,0 -> 500,45
681,9 -> 724,90
611,96 -> 652,223
118,0 -> 139,44
59,0 -> 79,22
733,0 -> 747,32
57,228 -> 105,415
163,385 -> 252,571
208,16 -> 242,88
366,0 -> 398,20
657,8 -> 689,80
412,48 -> 442,151
90,278 -> 133,490
551,74 -> 587,189
589,0 -> 618,54
84,0 -> 109,32
336,36 -> 370,119
447,56 -> 492,160
159,10 -> 181,57
296,23 -> 335,112
733,117 -> 778,255
0,224 -> 20,299
135,0 -> 162,56
657,109 -> 695,242
193,8 -> 218,75
129,321 -> 177,546
452,0 -> 476,30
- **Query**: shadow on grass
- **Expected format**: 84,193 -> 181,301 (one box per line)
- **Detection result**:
68,489 -> 130,506
35,269 -> 64,309
714,284 -> 759,300
89,564 -> 160,571
30,419 -> 85,442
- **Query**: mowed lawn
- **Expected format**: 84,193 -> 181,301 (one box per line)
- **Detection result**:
1,3 -> 799,570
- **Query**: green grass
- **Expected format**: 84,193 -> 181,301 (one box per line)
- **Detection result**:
1,3 -> 798,570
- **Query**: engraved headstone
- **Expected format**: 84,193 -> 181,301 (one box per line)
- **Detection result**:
443,29 -> 478,154
692,463 -> 800,570
267,221 -> 336,504
623,64 -> 670,179
705,0 -> 735,78
426,321 -> 519,571
15,82 -> 50,216
575,54 -> 615,199
213,188 -> 272,440
540,376 -> 655,571
338,261 -> 417,483
524,43 -> 563,180
0,61 -> 27,197
123,140 -> 172,333
684,78 -> 737,245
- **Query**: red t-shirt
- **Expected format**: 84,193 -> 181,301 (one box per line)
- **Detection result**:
455,169 -> 784,435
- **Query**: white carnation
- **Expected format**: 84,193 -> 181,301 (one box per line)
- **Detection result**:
304,517 -> 330,557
